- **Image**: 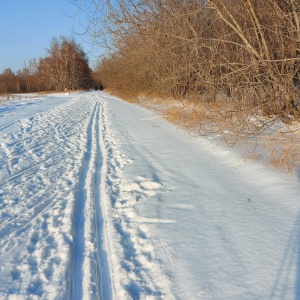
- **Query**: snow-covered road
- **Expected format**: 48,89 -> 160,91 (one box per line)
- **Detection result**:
0,91 -> 299,299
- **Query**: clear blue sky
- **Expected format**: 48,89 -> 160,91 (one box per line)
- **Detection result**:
0,0 -> 99,73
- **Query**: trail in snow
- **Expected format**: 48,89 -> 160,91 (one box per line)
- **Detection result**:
98,98 -> 174,299
100,93 -> 300,300
71,97 -> 111,299
0,91 -> 300,299
0,92 -> 110,299
0,92 -> 168,299
0,94 -> 67,135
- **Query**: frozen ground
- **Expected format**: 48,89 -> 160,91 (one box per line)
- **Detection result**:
0,91 -> 299,299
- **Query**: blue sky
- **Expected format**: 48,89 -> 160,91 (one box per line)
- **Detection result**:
0,0 -> 99,73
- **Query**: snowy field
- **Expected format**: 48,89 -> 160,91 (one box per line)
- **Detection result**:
0,91 -> 299,299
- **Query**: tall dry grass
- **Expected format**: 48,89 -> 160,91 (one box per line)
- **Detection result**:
110,90 -> 300,174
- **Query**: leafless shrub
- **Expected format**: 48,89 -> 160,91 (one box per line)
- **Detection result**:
80,0 -> 300,141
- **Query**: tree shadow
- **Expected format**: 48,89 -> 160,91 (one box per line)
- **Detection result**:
296,218 -> 300,300
270,213 -> 300,299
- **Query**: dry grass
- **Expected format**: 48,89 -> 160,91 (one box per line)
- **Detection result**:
264,134 -> 300,174
164,106 -> 204,129
113,91 -> 300,175
242,152 -> 261,162
38,91 -> 62,95
163,99 -> 300,174
37,90 -> 81,95
0,93 -> 11,105
0,93 -> 11,97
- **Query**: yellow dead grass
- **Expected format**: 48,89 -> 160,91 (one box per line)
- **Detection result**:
265,134 -> 300,174
104,90 -> 300,174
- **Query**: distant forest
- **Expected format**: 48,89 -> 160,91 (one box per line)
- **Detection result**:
0,36 -> 95,93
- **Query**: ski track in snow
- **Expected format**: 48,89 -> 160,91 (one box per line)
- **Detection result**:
71,96 -> 112,300
0,93 -> 96,299
1,91 -> 299,299
0,92 -> 172,299
100,99 -> 174,299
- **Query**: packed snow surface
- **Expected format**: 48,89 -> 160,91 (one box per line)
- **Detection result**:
0,91 -> 299,299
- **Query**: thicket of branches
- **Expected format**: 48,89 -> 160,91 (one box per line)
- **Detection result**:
0,36 -> 93,93
88,0 -> 300,135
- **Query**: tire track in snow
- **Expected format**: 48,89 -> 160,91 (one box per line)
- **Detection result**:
71,98 -> 111,300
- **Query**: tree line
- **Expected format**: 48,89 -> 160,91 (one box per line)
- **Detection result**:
88,0 -> 300,134
0,36 -> 94,94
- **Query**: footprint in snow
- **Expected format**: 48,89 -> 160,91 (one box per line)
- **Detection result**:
120,176 -> 162,197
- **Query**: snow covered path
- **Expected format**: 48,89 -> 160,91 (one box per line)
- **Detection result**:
0,91 -> 300,299
0,92 -> 109,299
103,94 -> 300,300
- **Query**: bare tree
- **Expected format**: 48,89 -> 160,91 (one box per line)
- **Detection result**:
0,68 -> 17,93
75,0 -> 300,137
37,36 -> 92,91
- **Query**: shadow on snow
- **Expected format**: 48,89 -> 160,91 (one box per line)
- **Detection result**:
270,211 -> 300,299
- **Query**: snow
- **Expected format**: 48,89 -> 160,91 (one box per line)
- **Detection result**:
0,91 -> 299,299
